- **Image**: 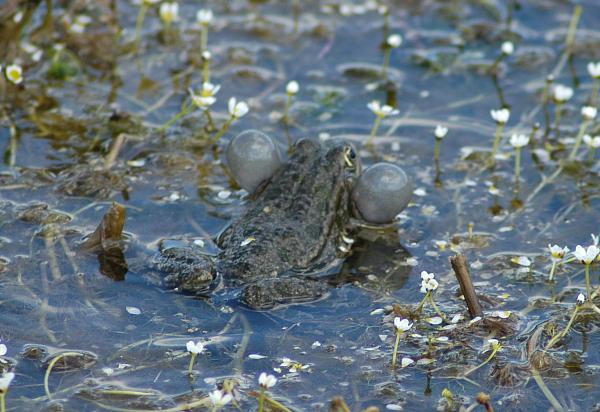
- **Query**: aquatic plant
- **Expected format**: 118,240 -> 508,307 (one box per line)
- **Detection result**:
186,340 -> 206,376
433,125 -> 448,166
212,97 -> 250,141
4,64 -> 23,84
209,389 -> 232,412
573,244 -> 599,298
283,80 -> 299,124
569,105 -> 597,159
0,372 -> 15,412
391,317 -> 413,368
548,244 -> 569,281
197,9 -> 213,52
552,84 -> 573,136
583,134 -> 600,160
509,133 -> 529,193
588,61 -> 600,105
489,108 -> 510,165
382,33 -> 402,77
257,372 -> 277,412
159,2 -> 179,28
366,100 -> 399,145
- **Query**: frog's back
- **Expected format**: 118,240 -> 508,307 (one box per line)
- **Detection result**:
217,139 -> 350,283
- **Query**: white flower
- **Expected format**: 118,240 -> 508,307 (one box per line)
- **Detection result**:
387,34 -> 402,48
583,135 -> 600,148
0,344 -> 6,356
553,84 -> 574,103
581,106 -> 598,120
202,50 -> 211,60
548,244 -> 569,261
573,245 -> 600,264
159,2 -> 179,24
228,97 -> 249,118
393,317 -> 413,332
197,9 -> 213,24
588,62 -> 600,79
189,82 -> 220,108
258,372 -> 277,388
512,256 -> 532,266
186,340 -> 205,355
501,41 -> 514,55
486,339 -> 501,351
509,134 -> 529,148
209,389 -> 232,407
420,272 -> 439,293
434,125 -> 448,139
490,108 -> 510,124
577,293 -> 586,304
401,357 -> 414,368
5,64 -> 23,84
286,80 -> 299,95
367,100 -> 399,118
0,372 -> 15,392
420,271 -> 434,281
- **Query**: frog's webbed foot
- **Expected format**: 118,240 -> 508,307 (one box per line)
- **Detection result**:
154,243 -> 215,295
240,277 -> 329,310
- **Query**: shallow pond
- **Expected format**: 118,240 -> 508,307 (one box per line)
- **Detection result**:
1,0 -> 600,411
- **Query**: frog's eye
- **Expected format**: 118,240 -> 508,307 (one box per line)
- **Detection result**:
343,146 -> 356,167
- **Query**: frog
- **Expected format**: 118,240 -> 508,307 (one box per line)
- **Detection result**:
154,138 -> 360,310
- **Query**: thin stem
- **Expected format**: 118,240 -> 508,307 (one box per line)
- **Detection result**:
258,387 -> 265,412
159,102 -> 194,131
542,77 -> 554,139
391,329 -> 401,368
283,94 -> 292,124
415,292 -> 429,315
554,102 -> 563,138
569,119 -> 590,160
565,5 -> 582,55
212,117 -> 234,142
589,147 -> 597,162
204,109 -> 216,131
433,138 -> 441,163
134,4 -> 149,47
187,353 -> 197,375
585,264 -> 592,299
546,305 -> 580,350
592,78 -> 599,107
202,58 -> 210,84
428,294 -> 448,323
514,146 -> 521,194
1,393 -> 5,412
200,24 -> 208,52
366,115 -> 383,145
549,260 -> 557,282
490,123 -> 505,165
463,347 -> 500,378
381,48 -> 391,77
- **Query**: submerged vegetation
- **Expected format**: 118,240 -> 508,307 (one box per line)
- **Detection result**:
0,0 -> 600,411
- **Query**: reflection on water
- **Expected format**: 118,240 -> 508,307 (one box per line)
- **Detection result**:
1,0 -> 600,410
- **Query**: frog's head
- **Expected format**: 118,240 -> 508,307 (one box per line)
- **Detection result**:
322,139 -> 361,178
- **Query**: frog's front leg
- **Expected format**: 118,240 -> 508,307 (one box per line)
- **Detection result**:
240,277 -> 329,310
154,243 -> 215,294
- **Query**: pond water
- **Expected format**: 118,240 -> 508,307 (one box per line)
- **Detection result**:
1,0 -> 600,411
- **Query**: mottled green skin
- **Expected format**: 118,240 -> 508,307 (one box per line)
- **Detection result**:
156,139 -> 357,309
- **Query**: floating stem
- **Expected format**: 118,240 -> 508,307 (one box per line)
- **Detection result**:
366,115 -> 383,146
568,119 -> 590,159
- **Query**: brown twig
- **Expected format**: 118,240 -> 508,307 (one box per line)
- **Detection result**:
450,254 -> 483,319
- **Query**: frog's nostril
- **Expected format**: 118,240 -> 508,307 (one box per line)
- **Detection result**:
226,130 -> 282,193
351,163 -> 412,224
